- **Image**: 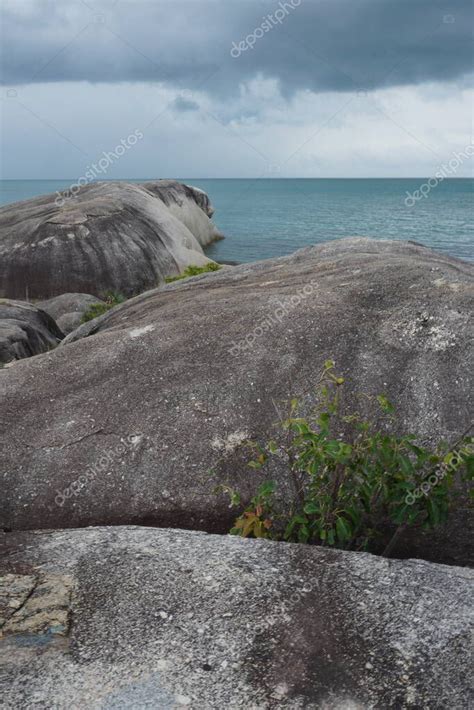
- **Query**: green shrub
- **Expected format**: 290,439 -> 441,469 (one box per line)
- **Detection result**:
81,291 -> 126,323
221,360 -> 473,556
165,262 -> 221,283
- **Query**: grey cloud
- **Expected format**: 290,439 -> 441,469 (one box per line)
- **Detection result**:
1,0 -> 472,95
172,96 -> 200,112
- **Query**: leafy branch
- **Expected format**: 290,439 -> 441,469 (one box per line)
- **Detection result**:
220,361 -> 473,555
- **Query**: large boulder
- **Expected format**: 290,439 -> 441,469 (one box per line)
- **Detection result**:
0,181 -> 223,300
0,239 -> 473,563
0,300 -> 64,365
0,526 -> 472,708
37,293 -> 105,335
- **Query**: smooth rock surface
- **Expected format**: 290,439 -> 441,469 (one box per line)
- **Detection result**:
0,239 -> 473,563
56,312 -> 88,335
142,180 -> 222,247
0,300 -> 64,364
0,180 -> 223,300
37,293 -> 105,335
0,526 -> 472,709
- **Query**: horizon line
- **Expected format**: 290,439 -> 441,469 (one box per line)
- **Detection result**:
1,176 -> 473,182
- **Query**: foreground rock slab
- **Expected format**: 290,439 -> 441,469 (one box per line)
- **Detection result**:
0,180 -> 222,300
0,299 -> 64,364
0,526 -> 472,709
0,239 -> 473,564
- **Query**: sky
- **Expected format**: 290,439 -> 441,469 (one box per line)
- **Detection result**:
1,0 -> 473,179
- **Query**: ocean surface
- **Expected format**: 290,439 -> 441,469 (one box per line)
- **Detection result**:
1,178 -> 472,262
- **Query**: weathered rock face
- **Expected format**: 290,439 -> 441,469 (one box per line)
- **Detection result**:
0,239 -> 473,563
0,300 -> 64,364
142,180 -> 223,246
0,180 -> 223,300
37,293 -> 105,335
0,526 -> 472,708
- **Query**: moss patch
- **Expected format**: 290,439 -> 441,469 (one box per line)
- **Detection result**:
165,262 -> 221,284
81,292 -> 126,323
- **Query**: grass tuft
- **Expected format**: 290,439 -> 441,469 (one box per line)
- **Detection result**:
165,262 -> 221,283
81,292 -> 126,323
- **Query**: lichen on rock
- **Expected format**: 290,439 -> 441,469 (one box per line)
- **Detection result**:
0,573 -> 73,638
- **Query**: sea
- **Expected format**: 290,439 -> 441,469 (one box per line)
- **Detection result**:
1,178 -> 472,262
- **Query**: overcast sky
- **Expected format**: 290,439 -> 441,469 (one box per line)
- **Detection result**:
1,0 -> 473,178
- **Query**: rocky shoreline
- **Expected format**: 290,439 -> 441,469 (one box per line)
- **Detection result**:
0,182 -> 473,707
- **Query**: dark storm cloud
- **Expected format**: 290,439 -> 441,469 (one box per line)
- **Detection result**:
1,0 -> 472,94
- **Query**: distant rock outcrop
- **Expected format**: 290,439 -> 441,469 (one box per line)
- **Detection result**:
37,293 -> 105,335
0,239 -> 473,563
0,526 -> 472,708
0,300 -> 63,364
0,180 -> 223,300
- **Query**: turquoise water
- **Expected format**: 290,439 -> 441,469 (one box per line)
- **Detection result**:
1,178 -> 472,262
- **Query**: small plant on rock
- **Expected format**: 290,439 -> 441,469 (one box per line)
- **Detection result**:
222,361 -> 473,555
81,291 -> 126,323
165,262 -> 221,283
